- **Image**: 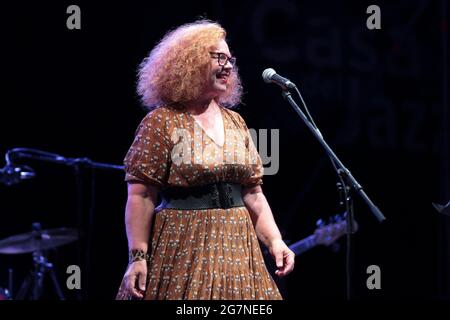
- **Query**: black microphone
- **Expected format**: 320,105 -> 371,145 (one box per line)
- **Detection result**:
262,68 -> 296,89
0,165 -> 35,186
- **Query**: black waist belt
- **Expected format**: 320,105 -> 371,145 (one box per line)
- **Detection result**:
159,182 -> 244,210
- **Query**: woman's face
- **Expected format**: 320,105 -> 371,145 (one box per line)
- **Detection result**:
205,39 -> 234,99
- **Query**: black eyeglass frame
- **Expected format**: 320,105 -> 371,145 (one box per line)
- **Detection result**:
209,52 -> 236,66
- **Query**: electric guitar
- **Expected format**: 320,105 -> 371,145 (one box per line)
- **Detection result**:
288,213 -> 358,256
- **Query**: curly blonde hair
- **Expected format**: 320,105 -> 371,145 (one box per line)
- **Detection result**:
137,20 -> 242,110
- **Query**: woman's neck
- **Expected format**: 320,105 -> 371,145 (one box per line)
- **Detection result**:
185,99 -> 218,115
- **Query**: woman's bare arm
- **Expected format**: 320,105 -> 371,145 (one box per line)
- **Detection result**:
124,182 -> 159,298
125,182 -> 158,251
242,185 -> 295,277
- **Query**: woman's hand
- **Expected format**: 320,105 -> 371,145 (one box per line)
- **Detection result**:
269,239 -> 295,277
124,260 -> 147,299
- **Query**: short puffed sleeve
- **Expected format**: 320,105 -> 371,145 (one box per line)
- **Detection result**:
123,109 -> 172,187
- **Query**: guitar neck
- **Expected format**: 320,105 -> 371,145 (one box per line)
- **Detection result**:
288,235 -> 317,256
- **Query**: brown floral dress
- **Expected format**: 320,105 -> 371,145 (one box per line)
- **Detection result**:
116,105 -> 282,300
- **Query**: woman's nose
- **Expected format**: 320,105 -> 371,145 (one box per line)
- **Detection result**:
222,61 -> 233,71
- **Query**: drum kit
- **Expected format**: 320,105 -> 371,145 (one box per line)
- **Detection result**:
0,148 -> 122,300
0,222 -> 78,300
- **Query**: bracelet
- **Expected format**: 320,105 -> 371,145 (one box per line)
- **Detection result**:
129,249 -> 149,263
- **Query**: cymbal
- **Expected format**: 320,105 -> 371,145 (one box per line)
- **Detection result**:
0,228 -> 78,254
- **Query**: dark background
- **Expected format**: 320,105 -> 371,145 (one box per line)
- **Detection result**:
0,0 -> 446,300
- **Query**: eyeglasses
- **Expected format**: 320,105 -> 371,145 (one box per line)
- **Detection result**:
209,52 -> 236,66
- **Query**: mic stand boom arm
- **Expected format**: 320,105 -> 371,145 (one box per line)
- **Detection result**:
281,90 -> 386,223
5,148 -> 124,171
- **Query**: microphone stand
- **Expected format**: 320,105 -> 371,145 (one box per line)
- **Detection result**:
279,88 -> 386,300
4,148 -> 124,299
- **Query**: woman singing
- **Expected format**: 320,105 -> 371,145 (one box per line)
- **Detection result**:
116,20 -> 294,300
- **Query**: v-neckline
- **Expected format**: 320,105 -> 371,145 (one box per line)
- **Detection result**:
187,106 -> 225,148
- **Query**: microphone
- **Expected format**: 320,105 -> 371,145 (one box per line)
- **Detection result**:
262,68 -> 296,89
0,165 -> 36,186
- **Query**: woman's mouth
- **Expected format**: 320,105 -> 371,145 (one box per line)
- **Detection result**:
216,73 -> 229,83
